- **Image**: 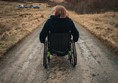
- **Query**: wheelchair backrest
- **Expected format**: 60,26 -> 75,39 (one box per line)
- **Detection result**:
48,33 -> 71,51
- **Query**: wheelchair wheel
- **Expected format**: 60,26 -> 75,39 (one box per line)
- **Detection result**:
43,41 -> 50,69
71,41 -> 77,67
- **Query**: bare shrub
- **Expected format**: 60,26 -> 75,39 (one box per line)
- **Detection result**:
65,0 -> 118,14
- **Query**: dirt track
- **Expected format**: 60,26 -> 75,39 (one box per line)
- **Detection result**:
0,22 -> 118,83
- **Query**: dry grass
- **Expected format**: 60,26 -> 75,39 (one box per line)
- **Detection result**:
0,1 -> 52,57
70,11 -> 118,54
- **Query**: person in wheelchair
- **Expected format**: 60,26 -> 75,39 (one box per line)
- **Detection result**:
39,5 -> 79,68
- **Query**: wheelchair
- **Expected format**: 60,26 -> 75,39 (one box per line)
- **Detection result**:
43,33 -> 77,69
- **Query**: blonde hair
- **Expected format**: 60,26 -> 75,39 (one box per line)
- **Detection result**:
53,5 -> 69,18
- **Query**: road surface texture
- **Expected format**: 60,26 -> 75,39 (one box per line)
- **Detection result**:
0,22 -> 118,83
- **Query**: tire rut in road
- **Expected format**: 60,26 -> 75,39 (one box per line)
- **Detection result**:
41,56 -> 82,83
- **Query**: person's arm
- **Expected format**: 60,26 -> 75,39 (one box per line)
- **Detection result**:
39,19 -> 51,43
70,19 -> 79,42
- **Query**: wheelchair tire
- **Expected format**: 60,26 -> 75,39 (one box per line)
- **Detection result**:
71,41 -> 77,67
43,41 -> 49,69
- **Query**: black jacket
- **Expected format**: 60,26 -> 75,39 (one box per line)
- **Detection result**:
40,15 -> 79,43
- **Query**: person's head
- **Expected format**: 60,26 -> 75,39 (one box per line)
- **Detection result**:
53,5 -> 69,18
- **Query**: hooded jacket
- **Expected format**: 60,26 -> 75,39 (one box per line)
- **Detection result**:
40,15 -> 79,43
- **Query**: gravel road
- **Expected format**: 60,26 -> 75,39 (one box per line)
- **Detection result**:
0,22 -> 118,83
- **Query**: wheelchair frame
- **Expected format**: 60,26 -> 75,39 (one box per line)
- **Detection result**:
43,37 -> 77,69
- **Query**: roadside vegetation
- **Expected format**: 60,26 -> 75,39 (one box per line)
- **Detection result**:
70,11 -> 118,54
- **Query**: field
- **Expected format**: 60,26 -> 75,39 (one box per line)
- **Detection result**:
70,11 -> 118,54
0,1 -> 51,57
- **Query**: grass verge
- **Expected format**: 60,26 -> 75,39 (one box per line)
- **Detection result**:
0,1 -> 52,57
70,11 -> 118,55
